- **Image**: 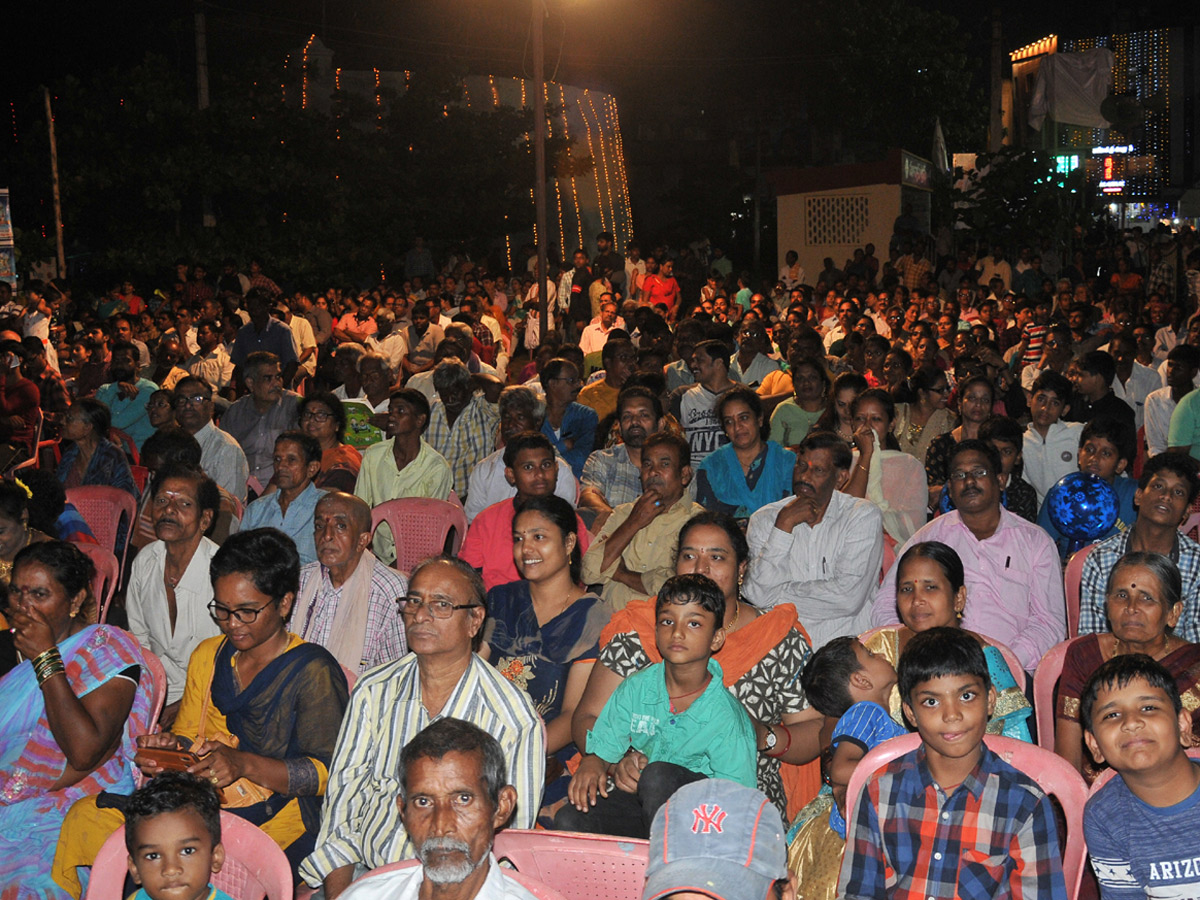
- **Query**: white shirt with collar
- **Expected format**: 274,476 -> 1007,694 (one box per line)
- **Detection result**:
1111,361 -> 1160,430
1022,420 -> 1084,505
743,490 -> 883,649
338,856 -> 540,900
194,421 -> 250,503
125,537 -> 222,705
367,331 -> 408,373
288,314 -> 318,377
464,447 -> 579,523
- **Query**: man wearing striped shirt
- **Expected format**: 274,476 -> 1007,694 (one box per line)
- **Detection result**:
300,556 -> 545,899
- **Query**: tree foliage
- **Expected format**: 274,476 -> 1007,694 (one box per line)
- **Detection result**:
6,54 -> 584,287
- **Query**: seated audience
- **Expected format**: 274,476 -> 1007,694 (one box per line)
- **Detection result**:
539,356 -> 597,481
171,376 -> 248,502
126,462 -> 222,718
837,628 -> 1068,900
768,353 -> 829,446
1058,550 -> 1200,779
299,392 -> 362,494
978,416 -> 1039,522
96,340 -> 159,451
672,339 -> 737,464
873,439 -> 1066,672
425,360 -> 500,499
2,542 -> 152,898
241,431 -> 325,565
695,386 -> 795,522
891,366 -> 954,462
1081,654 -> 1200,900
460,433 -> 590,590
1078,452 -> 1200,643
221,351 -> 301,489
1066,350 -> 1136,431
581,432 -> 704,609
744,431 -> 883,649
579,385 -> 664,529
924,375 -> 994,510
1023,371 -> 1082,505
300,556 -> 544,898
0,479 -> 54,591
57,397 -> 137,497
577,338 -> 636,424
555,574 -> 756,836
294,492 -> 408,675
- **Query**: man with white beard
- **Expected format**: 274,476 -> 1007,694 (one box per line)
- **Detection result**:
334,718 -> 539,900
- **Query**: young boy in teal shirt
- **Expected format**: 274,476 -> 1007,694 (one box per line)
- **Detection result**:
555,573 -> 756,837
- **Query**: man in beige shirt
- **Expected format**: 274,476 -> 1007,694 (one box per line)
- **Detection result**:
581,431 -> 704,608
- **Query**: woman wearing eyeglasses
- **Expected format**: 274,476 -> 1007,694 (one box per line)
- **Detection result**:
299,392 -> 362,493
891,366 -> 954,462
57,528 -> 349,886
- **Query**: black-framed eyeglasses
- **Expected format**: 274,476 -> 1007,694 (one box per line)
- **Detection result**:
208,600 -> 273,623
399,597 -> 481,619
949,466 -> 991,482
301,409 -> 333,422
174,394 -> 209,407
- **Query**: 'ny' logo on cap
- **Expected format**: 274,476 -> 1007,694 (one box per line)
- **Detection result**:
690,804 -> 727,834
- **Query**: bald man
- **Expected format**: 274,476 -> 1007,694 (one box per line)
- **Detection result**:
291,492 -> 409,675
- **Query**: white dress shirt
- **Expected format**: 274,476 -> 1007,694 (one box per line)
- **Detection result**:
1111,362 -> 1160,430
195,421 -> 250,502
464,446 -> 579,523
338,856 -> 540,900
125,538 -> 222,704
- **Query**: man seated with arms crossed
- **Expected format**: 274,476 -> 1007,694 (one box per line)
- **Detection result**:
299,556 -> 545,899
335,718 -> 538,900
837,628 -> 1068,900
581,432 -> 704,609
579,385 -> 664,531
1080,654 -> 1200,900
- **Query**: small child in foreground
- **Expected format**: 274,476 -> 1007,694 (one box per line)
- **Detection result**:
787,637 -> 905,900
555,573 -> 756,837
1081,653 -> 1200,900
125,772 -> 234,900
837,627 -> 1067,900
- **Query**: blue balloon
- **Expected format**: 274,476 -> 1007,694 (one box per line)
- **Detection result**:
1045,472 -> 1118,541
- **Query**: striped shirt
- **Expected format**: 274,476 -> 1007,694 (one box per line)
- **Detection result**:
425,393 -> 500,497
838,744 -> 1066,900
299,653 -> 545,887
295,557 -> 409,674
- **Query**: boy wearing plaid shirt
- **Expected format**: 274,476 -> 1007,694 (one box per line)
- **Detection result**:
837,628 -> 1067,900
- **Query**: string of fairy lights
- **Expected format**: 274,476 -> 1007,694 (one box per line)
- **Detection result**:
287,35 -> 633,273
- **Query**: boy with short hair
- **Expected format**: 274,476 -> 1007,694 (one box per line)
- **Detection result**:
1022,370 -> 1083,505
1081,654 -> 1200,900
556,573 -> 756,837
1037,417 -> 1138,558
125,772 -> 234,900
1066,351 -> 1136,430
837,628 -> 1067,900
979,416 -> 1038,522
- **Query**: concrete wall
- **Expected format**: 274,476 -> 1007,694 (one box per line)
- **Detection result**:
776,183 -> 900,289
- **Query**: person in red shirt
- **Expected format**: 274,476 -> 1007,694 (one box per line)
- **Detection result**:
641,258 -> 681,318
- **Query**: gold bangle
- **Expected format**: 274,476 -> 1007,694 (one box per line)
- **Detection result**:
857,463 -> 869,473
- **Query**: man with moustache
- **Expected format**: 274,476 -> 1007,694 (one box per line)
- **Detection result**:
221,351 -> 301,489
96,340 -> 159,450
871,438 -> 1065,672
743,431 -> 883,649
172,376 -> 249,502
292,491 -> 408,677
580,386 -> 664,527
125,462 -> 222,722
332,719 -> 538,900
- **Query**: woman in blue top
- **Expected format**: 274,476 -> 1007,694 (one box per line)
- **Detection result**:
56,398 -> 137,498
539,358 -> 597,480
483,494 -> 610,810
695,386 -> 796,523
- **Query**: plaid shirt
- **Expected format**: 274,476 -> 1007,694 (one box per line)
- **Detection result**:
838,744 -> 1066,900
425,392 -> 499,497
1077,529 -> 1200,643
295,557 -> 408,674
581,445 -> 644,508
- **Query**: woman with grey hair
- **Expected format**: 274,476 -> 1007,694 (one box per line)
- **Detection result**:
1055,550 -> 1200,779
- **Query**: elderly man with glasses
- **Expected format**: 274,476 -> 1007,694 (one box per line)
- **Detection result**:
300,555 -> 544,900
172,374 -> 250,502
871,438 -> 1066,672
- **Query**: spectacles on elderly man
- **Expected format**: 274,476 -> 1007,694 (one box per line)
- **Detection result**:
399,596 -> 481,619
949,466 -> 991,482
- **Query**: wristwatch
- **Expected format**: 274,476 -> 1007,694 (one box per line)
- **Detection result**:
760,726 -> 777,754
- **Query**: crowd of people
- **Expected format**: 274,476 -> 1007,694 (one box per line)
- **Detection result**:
1,222 -> 1199,900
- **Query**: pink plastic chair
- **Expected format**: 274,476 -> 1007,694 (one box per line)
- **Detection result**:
84,812 -> 292,900
129,464 -> 150,495
846,732 -> 1089,899
879,531 -> 897,585
65,485 -> 138,577
1032,638 -> 1079,751
140,647 -> 168,728
341,664 -> 358,692
370,497 -> 468,574
857,625 -> 1028,695
77,543 -> 121,624
353,858 -> 569,900
1063,543 -> 1098,639
108,427 -> 140,466
492,829 -> 649,900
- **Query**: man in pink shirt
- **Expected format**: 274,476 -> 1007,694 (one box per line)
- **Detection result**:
460,431 -> 590,589
333,295 -> 379,344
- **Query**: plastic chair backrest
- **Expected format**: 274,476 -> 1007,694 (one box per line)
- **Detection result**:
879,532 -> 897,585
341,664 -> 358,692
357,858 -> 571,900
1064,543 -> 1097,639
77,543 -> 121,624
845,733 -> 1089,899
130,464 -> 150,495
108,428 -> 140,466
140,647 -> 168,727
857,625 -> 1028,695
371,497 -> 468,574
1089,747 -> 1200,793
37,439 -> 62,469
84,812 -> 293,900
1032,638 -> 1079,751
492,829 -> 649,900
65,486 -> 137,576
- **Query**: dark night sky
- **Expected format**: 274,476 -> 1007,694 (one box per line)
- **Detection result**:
7,0 -> 1174,114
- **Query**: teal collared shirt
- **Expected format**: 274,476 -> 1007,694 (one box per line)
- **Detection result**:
240,480 -> 324,565
586,657 -> 757,787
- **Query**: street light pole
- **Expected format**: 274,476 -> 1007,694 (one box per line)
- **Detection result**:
532,0 -> 549,330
